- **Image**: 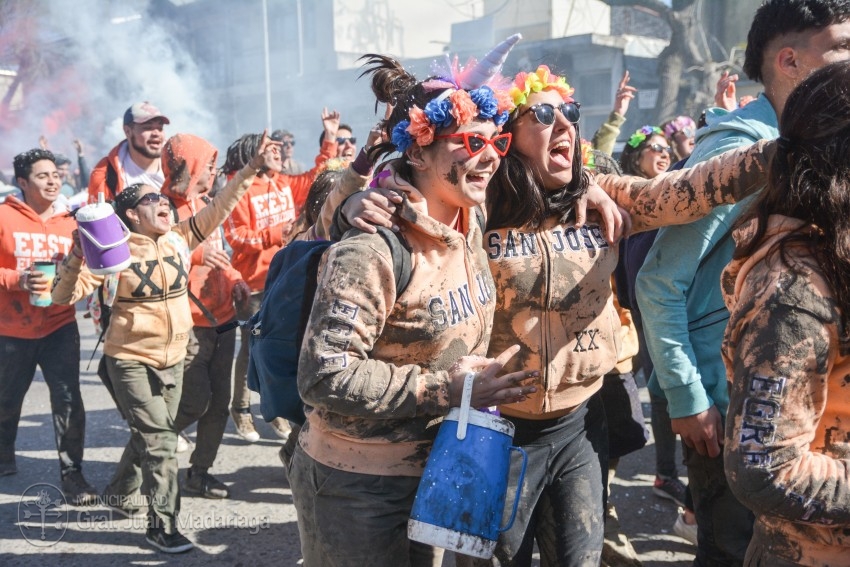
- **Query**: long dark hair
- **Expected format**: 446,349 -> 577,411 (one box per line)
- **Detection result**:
485,101 -> 589,231
737,60 -> 850,330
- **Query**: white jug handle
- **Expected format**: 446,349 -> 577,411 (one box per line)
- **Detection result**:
78,219 -> 131,249
456,372 -> 475,440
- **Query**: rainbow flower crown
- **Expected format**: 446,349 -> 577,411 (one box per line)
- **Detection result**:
627,125 -> 663,148
510,65 -> 575,108
391,34 -> 521,153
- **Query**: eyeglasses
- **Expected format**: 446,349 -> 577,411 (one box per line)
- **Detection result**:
672,128 -> 695,140
519,102 -> 581,126
336,136 -> 357,145
645,143 -> 672,154
135,193 -> 170,207
434,132 -> 512,157
281,140 -> 295,147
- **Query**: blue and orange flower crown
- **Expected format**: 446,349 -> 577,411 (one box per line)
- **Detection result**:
391,34 -> 521,153
627,125 -> 663,148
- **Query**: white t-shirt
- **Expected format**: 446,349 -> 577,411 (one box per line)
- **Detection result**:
119,143 -> 164,189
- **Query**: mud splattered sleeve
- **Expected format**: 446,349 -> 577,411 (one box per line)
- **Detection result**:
724,262 -> 850,526
297,237 -> 452,419
597,139 -> 774,234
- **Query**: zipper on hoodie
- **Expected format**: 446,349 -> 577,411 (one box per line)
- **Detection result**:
540,230 -> 553,414
465,230 -> 487,351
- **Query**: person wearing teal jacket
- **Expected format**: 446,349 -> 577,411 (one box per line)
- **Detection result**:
636,3 -> 850,565
636,93 -> 777,567
638,94 -> 778,423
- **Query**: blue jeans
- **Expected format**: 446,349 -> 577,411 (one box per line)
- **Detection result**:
496,394 -> 608,567
0,322 -> 85,477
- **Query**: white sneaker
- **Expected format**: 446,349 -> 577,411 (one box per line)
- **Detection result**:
176,434 -> 190,453
672,508 -> 698,546
230,408 -> 260,443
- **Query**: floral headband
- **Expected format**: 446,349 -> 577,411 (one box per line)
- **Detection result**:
391,34 -> 521,153
627,125 -> 663,149
510,65 -> 575,108
392,86 -> 514,153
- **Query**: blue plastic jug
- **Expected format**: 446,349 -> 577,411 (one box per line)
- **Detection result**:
408,375 -> 527,559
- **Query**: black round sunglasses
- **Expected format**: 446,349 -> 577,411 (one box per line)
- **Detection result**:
519,101 -> 581,126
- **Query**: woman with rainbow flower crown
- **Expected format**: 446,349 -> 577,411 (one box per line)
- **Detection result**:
619,125 -> 673,179
347,57 -> 776,563
288,49 -> 540,566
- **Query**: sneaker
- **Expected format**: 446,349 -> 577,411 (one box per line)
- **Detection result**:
145,526 -> 194,553
61,470 -> 99,506
184,468 -> 230,499
106,501 -> 146,520
176,433 -> 190,453
652,475 -> 687,508
230,408 -> 260,443
0,458 -> 16,476
602,504 -> 643,567
270,417 -> 292,440
673,508 -> 698,546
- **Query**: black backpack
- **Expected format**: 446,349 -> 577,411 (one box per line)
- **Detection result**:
243,227 -> 412,425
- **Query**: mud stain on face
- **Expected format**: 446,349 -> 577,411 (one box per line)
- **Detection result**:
444,163 -> 460,185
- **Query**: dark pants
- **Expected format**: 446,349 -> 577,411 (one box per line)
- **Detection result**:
684,442 -> 754,567
233,292 -> 263,411
0,322 -> 85,477
174,325 -> 236,470
289,445 -> 442,567
496,394 -> 608,567
650,391 -> 681,479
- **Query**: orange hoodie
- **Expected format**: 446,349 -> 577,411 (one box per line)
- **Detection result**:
87,141 -> 126,202
0,197 -> 76,339
161,134 -> 243,327
224,139 -> 337,291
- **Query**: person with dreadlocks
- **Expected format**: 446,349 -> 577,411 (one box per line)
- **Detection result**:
51,133 -> 279,554
223,110 -> 340,444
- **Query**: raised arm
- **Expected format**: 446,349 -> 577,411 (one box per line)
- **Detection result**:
596,139 -> 773,234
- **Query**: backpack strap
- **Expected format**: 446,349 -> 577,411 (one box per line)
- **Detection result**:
374,226 -> 412,296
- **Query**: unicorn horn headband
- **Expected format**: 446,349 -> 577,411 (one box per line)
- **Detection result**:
463,33 -> 522,89
391,35 -> 522,153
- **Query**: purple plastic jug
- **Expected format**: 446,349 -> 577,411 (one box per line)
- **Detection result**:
75,197 -> 131,275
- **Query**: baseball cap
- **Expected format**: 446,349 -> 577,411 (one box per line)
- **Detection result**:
123,101 -> 171,126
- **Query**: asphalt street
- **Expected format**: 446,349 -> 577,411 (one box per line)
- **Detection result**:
0,309 -> 695,566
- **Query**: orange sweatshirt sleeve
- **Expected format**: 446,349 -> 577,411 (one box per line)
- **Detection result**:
279,139 -> 338,212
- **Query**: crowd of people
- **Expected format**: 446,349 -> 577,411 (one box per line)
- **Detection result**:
1,0 -> 850,565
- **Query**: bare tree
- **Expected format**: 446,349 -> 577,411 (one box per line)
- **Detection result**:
602,0 -> 724,123
0,0 -> 70,127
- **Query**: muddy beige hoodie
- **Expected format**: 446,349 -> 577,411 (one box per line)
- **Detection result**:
297,200 -> 495,477
489,140 -> 772,419
52,165 -> 258,371
722,215 -> 850,566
